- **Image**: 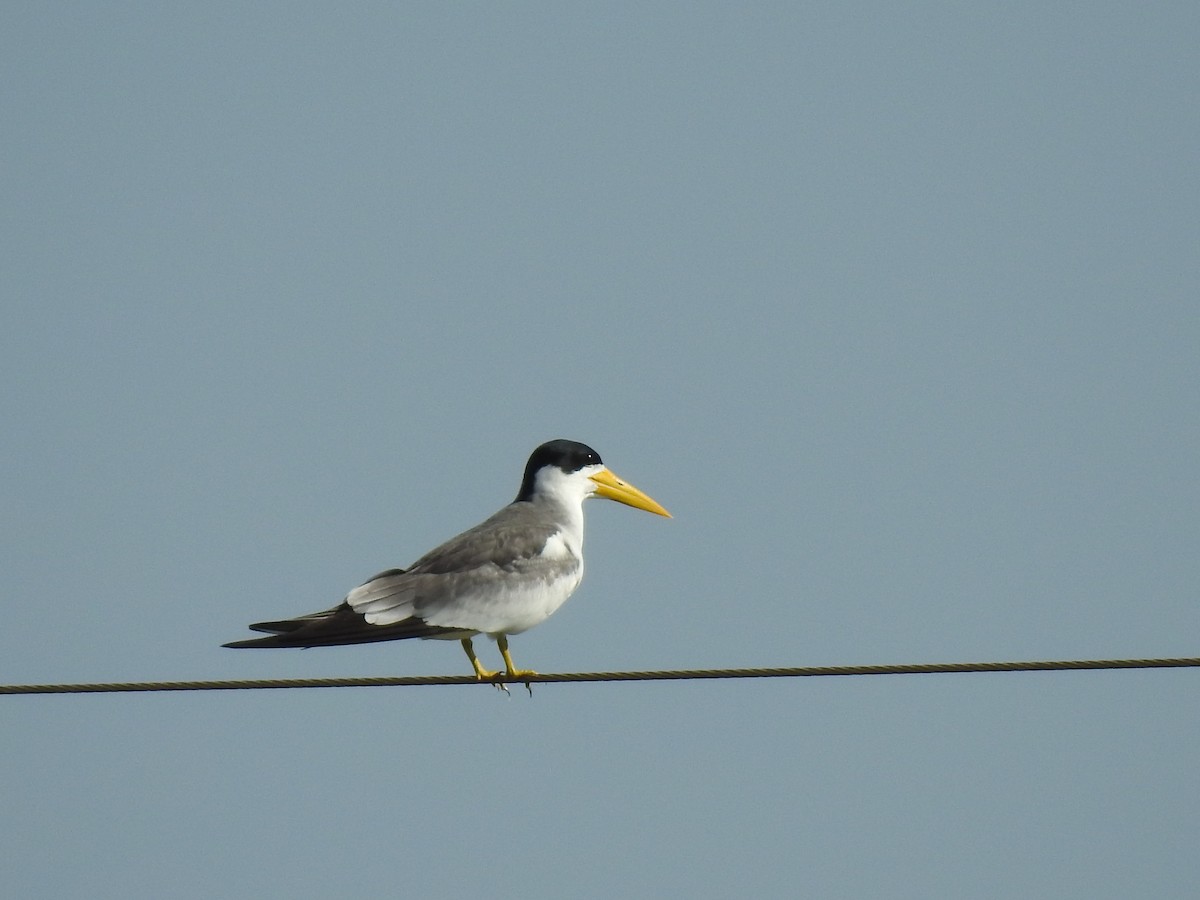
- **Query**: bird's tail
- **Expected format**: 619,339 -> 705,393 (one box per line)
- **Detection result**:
222,609 -> 335,648
222,603 -> 465,648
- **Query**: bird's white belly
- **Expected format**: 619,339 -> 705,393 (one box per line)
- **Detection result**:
425,563 -> 584,636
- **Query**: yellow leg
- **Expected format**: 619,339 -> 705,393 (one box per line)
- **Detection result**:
497,634 -> 538,679
460,638 -> 499,681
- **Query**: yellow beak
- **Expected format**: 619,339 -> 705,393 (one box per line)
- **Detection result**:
589,468 -> 672,517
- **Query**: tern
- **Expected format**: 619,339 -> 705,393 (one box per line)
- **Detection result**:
224,439 -> 670,682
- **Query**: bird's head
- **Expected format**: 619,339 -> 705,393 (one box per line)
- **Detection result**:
517,439 -> 671,517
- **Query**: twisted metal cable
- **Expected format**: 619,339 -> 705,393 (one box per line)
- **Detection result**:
2,656 -> 1198,695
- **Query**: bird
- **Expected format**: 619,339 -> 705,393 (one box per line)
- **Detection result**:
223,439 -> 670,683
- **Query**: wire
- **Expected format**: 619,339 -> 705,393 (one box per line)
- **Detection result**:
1,656 -> 1197,695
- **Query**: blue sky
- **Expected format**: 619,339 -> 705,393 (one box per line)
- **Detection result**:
2,4 -> 1198,898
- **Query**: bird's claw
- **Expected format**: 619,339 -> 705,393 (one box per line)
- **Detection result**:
472,670 -> 508,693
505,668 -> 537,697
477,670 -> 537,697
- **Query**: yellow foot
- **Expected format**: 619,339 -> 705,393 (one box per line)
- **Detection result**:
461,637 -> 505,687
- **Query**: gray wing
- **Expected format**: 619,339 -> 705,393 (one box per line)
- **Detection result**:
347,503 -> 570,630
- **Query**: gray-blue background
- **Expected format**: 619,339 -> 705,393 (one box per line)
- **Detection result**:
3,4 -> 1197,897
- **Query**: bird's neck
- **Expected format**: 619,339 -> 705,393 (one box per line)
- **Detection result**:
537,495 -> 586,551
